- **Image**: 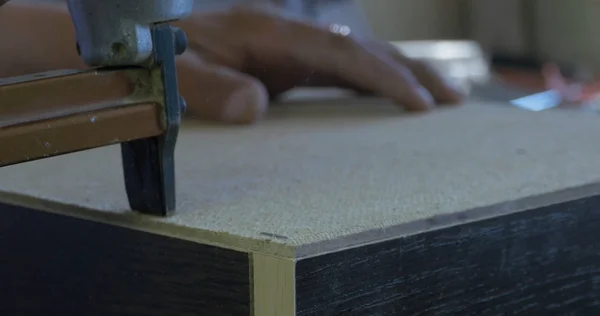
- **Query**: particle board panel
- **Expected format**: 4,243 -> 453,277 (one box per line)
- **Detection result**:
2,95 -> 600,314
2,98 -> 600,258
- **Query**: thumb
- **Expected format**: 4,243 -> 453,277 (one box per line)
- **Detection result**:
176,52 -> 269,124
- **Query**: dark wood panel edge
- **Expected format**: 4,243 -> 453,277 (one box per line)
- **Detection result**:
295,182 -> 600,259
296,194 -> 600,315
0,190 -> 295,258
0,202 -> 252,316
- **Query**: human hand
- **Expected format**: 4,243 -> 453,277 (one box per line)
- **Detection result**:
175,4 -> 464,124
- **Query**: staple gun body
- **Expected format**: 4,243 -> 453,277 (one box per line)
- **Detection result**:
0,0 -> 194,216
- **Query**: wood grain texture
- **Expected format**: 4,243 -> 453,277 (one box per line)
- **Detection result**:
295,195 -> 600,315
3,101 -> 600,258
0,203 -> 251,316
252,254 -> 296,316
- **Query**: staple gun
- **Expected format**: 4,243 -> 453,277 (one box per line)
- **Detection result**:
0,0 -> 194,216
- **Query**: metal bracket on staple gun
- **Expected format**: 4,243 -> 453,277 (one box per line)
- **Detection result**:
120,24 -> 187,216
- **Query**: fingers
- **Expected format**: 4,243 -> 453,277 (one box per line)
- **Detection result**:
377,42 -> 465,104
242,17 -> 436,111
180,8 -> 462,112
403,59 -> 464,104
176,52 -> 269,124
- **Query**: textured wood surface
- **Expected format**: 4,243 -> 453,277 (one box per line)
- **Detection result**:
295,194 -> 600,315
0,202 -> 251,316
2,99 -> 600,258
5,94 -> 600,314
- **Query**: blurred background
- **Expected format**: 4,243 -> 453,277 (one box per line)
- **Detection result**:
319,0 -> 600,112
17,0 -> 598,111
359,0 -> 593,70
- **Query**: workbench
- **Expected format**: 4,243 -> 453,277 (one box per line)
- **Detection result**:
1,94 -> 600,315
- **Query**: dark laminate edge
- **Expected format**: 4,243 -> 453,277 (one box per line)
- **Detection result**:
0,202 -> 251,316
0,191 -> 296,259
295,182 -> 600,259
295,194 -> 600,315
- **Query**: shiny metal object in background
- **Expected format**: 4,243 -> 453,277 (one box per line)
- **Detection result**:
66,0 -> 194,67
391,40 -> 554,110
391,40 -> 491,95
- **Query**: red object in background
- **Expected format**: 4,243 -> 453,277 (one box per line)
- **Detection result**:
541,62 -> 600,104
493,62 -> 600,108
542,63 -> 582,103
494,67 -> 546,91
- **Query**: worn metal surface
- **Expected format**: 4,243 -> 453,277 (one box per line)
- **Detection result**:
66,0 -> 193,66
0,105 -> 163,167
68,3 -> 190,216
0,69 -> 165,167
0,69 -> 149,127
120,25 -> 185,216
66,1 -> 190,215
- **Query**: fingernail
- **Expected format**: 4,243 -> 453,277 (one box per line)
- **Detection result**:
416,85 -> 436,109
221,84 -> 269,123
221,99 -> 262,123
439,76 -> 468,99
